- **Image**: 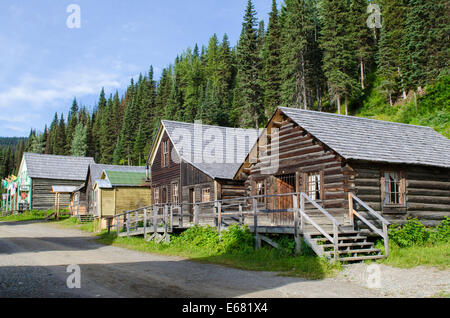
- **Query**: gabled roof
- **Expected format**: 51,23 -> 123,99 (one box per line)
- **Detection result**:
149,120 -> 260,180
88,164 -> 146,185
95,179 -> 113,189
278,107 -> 450,169
24,153 -> 95,181
102,170 -> 149,187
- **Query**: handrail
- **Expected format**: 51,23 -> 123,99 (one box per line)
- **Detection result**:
300,192 -> 341,227
350,193 -> 390,225
349,193 -> 390,257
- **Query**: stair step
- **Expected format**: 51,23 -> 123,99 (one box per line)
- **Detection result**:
322,242 -> 374,249
325,248 -> 381,256
338,255 -> 386,262
313,236 -> 367,243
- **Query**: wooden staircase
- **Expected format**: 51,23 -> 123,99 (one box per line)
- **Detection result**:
304,230 -> 385,263
297,192 -> 391,263
78,214 -> 94,223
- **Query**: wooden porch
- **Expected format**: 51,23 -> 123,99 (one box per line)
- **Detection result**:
105,192 -> 391,263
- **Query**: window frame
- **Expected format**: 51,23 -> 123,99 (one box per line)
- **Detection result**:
303,171 -> 323,202
154,187 -> 160,205
201,188 -> 211,203
162,140 -> 169,168
256,180 -> 266,204
382,170 -> 406,207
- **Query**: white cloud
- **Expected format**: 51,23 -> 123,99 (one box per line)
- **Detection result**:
0,69 -> 122,110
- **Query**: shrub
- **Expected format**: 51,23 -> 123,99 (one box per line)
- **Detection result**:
389,218 -> 449,247
172,225 -> 220,251
220,224 -> 253,254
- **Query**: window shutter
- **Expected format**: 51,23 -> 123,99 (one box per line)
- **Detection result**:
399,171 -> 406,205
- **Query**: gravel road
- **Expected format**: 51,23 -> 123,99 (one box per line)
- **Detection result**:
0,221 -> 448,298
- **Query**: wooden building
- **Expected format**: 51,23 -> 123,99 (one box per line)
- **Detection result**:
13,153 -> 94,211
82,164 -> 146,215
235,107 -> 450,227
147,120 -> 258,216
93,170 -> 151,230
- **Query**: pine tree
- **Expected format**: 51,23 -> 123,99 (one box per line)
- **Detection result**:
55,114 -> 67,155
234,0 -> 263,128
71,122 -> 88,157
319,0 -> 357,114
262,0 -> 282,117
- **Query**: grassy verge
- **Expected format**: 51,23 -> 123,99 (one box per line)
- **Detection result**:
95,226 -> 341,280
0,210 -> 50,222
52,216 -> 95,233
375,241 -> 450,270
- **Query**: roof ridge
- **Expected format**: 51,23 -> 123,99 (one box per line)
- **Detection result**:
24,152 -> 95,160
162,119 -> 259,132
278,107 -> 436,130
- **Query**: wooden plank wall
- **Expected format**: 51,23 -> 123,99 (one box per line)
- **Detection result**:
31,178 -> 83,210
151,131 -> 181,203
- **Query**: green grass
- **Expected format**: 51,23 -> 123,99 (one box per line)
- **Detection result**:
0,210 -> 50,222
376,241 -> 450,270
96,231 -> 341,280
356,74 -> 450,138
53,216 -> 95,232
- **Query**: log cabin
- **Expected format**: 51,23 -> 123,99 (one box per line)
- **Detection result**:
14,153 -> 94,211
147,120 -> 259,218
234,107 -> 450,227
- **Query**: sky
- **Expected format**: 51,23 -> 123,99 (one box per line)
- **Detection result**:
0,0 -> 274,137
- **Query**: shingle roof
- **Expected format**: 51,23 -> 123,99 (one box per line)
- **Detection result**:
88,164 -> 146,184
161,120 -> 260,179
24,153 -> 95,181
96,179 -> 113,189
279,107 -> 450,169
103,170 -> 149,187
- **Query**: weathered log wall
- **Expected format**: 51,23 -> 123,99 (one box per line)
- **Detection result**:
351,161 -> 450,226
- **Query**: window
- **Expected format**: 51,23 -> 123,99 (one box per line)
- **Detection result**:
162,140 -> 169,168
154,187 -> 160,205
202,188 -> 211,203
161,187 -> 168,204
306,173 -> 321,201
172,183 -> 179,205
384,172 -> 404,205
257,181 -> 265,203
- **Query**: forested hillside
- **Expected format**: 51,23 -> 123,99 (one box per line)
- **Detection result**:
1,0 -> 448,181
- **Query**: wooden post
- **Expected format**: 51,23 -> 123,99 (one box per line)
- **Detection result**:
253,198 -> 260,250
179,203 -> 183,228
56,193 -> 60,220
135,211 -> 139,230
333,223 -> 339,263
300,194 -> 305,234
115,215 -> 119,235
194,204 -> 199,226
293,194 -> 301,255
153,206 -> 158,233
107,218 -> 111,234
383,223 -> 390,257
348,192 -> 354,227
239,204 -> 243,225
163,205 -> 168,235
217,201 -> 222,238
170,205 -> 173,232
143,208 -> 147,238
126,213 -> 130,237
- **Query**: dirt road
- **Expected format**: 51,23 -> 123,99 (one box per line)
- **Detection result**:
0,221 -> 448,298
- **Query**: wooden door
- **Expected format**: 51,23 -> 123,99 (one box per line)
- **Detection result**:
273,176 -> 295,225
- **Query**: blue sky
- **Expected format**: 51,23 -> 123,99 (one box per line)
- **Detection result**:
0,0 -> 274,137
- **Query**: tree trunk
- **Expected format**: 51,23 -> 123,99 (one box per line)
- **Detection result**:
360,61 -> 365,90
336,95 -> 341,115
